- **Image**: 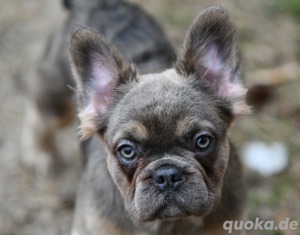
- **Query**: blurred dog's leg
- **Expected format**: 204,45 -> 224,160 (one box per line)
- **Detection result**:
22,61 -> 75,175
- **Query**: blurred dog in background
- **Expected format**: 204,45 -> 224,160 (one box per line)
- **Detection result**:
22,0 -> 175,175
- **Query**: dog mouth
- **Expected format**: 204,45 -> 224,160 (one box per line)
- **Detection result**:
155,195 -> 191,219
131,162 -> 214,222
132,179 -> 214,222
140,193 -> 192,221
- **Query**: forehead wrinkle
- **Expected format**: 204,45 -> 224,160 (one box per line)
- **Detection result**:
176,117 -> 216,137
112,120 -> 148,145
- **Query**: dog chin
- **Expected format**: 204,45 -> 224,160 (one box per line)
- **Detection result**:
133,195 -> 210,222
137,204 -> 189,222
155,202 -> 191,220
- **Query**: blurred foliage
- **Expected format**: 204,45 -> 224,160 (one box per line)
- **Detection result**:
274,0 -> 300,18
148,0 -> 194,28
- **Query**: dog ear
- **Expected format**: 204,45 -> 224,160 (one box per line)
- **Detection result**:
69,27 -> 136,140
176,6 -> 250,115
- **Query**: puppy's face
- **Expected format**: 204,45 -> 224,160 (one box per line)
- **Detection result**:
105,71 -> 232,221
69,7 -> 249,222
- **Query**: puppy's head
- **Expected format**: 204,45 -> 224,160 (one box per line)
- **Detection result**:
69,6 -> 250,222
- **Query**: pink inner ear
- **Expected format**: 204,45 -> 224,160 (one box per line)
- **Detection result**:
83,55 -> 118,116
196,43 -> 242,100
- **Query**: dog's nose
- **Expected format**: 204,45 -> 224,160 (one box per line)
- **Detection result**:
153,166 -> 183,191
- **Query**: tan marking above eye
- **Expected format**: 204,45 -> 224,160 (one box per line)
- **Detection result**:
112,121 -> 148,145
126,121 -> 148,139
175,117 -> 198,137
175,118 -> 216,138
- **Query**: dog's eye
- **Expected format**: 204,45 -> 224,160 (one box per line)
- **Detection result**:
119,145 -> 135,159
196,135 -> 212,151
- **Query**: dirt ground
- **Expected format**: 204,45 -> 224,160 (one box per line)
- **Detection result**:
0,0 -> 299,235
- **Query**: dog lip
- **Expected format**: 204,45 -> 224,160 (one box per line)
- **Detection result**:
150,194 -> 191,220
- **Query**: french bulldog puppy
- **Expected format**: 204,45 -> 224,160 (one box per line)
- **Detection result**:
69,6 -> 250,235
22,0 -> 174,174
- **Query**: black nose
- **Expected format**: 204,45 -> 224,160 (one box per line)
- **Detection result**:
153,166 -> 183,191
